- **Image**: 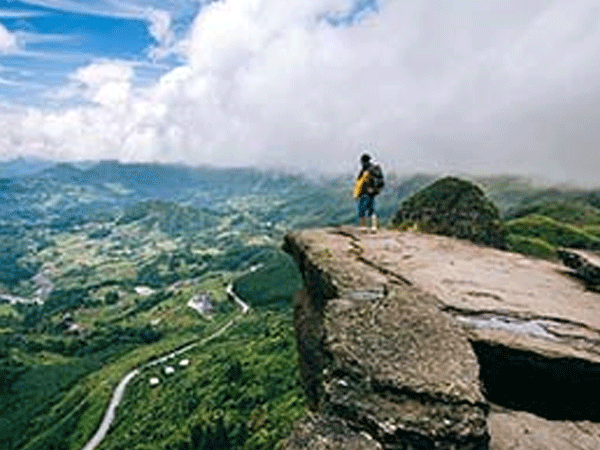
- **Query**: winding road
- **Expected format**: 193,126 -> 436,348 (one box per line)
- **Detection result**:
81,284 -> 250,450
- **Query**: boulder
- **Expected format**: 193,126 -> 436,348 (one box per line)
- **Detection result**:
558,248 -> 600,286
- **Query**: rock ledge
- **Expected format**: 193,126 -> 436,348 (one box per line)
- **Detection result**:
283,228 -> 600,450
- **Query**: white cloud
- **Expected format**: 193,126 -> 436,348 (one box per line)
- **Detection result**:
72,61 -> 134,89
14,31 -> 78,44
2,0 -> 600,184
57,60 -> 135,106
147,8 -> 173,45
0,23 -> 17,53
146,7 -> 182,61
0,10 -> 47,18
18,0 -> 145,19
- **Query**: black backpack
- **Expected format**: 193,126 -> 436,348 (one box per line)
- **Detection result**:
368,164 -> 384,195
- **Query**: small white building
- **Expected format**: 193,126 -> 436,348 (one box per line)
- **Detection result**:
164,366 -> 175,375
149,377 -> 160,386
135,286 -> 156,296
179,359 -> 190,367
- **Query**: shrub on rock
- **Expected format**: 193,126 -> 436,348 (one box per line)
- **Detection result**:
393,176 -> 506,248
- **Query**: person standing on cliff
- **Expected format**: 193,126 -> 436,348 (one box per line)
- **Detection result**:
354,153 -> 384,230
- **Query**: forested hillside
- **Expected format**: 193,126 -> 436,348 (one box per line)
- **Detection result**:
0,161 -> 360,450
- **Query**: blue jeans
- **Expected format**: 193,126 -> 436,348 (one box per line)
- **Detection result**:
357,195 -> 375,218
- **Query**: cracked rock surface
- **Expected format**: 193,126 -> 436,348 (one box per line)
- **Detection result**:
356,229 -> 600,363
284,228 -> 488,449
283,227 -> 600,449
283,414 -> 383,450
489,410 -> 600,450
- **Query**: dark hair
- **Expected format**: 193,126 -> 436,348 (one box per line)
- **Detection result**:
360,153 -> 371,164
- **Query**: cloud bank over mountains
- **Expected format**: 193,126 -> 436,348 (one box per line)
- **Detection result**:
1,0 -> 600,184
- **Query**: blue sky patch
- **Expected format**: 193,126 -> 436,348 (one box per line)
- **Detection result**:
0,0 -> 180,103
4,13 -> 152,58
323,0 -> 379,27
0,0 -> 380,105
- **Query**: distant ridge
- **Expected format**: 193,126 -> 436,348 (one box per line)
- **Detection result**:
0,157 -> 54,178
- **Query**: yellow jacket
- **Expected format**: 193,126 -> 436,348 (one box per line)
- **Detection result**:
353,170 -> 370,198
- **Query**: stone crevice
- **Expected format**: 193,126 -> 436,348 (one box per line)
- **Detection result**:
355,255 -> 413,286
472,340 -> 600,421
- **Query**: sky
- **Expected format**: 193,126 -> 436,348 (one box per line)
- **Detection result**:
1,0 -> 600,184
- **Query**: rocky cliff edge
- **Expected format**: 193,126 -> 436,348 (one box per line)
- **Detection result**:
282,227 -> 600,450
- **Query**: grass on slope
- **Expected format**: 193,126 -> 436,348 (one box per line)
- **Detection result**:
98,310 -> 306,450
232,249 -> 303,309
507,200 -> 600,226
506,215 -> 600,251
4,275 -> 235,450
506,235 -> 558,260
18,312 -> 236,450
